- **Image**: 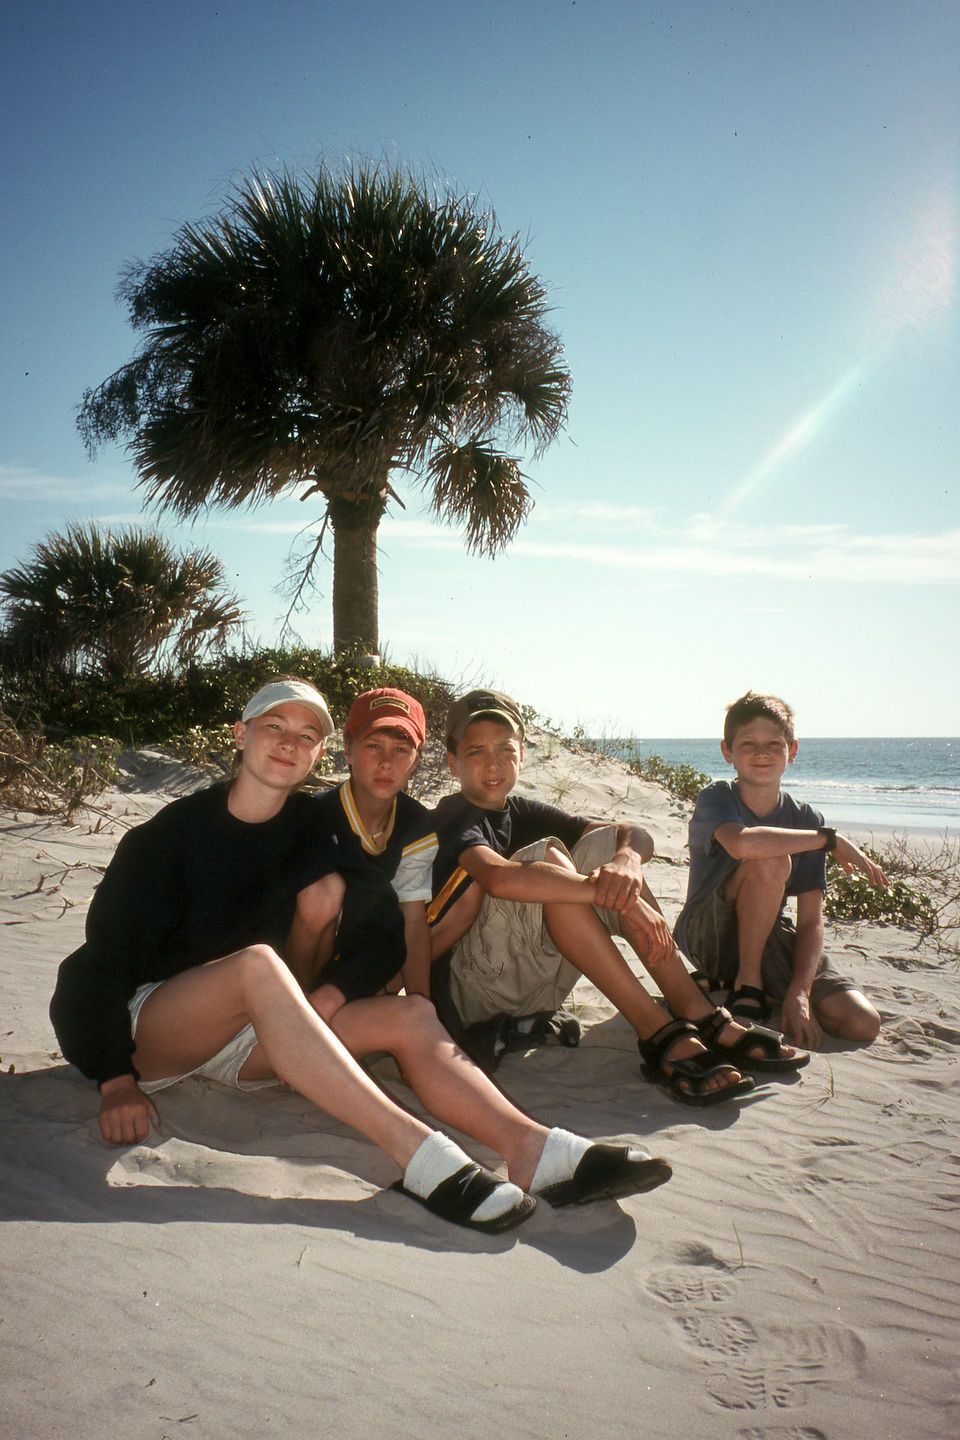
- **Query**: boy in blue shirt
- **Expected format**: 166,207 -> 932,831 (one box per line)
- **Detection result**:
675,691 -> 884,1049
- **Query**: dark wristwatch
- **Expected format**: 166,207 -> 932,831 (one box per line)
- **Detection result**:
817,826 -> 837,853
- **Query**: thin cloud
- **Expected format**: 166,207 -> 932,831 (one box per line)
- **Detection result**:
0,464 -> 130,503
379,512 -> 960,586
182,507 -> 960,587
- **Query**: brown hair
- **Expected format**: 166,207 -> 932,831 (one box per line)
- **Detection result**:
723,691 -> 796,747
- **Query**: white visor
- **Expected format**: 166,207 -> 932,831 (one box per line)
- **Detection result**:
241,680 -> 335,739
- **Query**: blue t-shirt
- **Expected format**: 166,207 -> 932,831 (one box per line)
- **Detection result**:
674,780 -> 826,952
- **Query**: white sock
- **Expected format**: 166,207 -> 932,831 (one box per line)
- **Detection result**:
529,1127 -> 651,1194
403,1132 -> 525,1224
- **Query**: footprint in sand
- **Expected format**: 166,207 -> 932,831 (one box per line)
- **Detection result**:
704,1322 -> 865,1412
676,1311 -> 757,1356
646,1250 -> 866,1415
705,1366 -> 801,1410
645,1248 -> 735,1308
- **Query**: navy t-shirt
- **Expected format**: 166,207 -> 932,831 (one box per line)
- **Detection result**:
427,792 -> 590,924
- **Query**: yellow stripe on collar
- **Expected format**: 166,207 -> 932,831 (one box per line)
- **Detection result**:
340,779 -> 397,855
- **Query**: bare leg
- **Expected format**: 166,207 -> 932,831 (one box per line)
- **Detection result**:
286,873 -> 345,990
310,982 -> 348,1022
724,856 -> 792,993
132,945 -> 432,1170
328,994 -> 551,1190
618,879 -> 804,1063
816,988 -> 881,1042
539,849 -> 745,1095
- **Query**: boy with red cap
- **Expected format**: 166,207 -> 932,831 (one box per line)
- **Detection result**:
287,687 -> 438,1015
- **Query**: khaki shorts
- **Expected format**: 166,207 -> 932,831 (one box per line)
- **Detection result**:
129,981 -> 279,1094
448,825 -> 624,1027
681,886 -> 856,1005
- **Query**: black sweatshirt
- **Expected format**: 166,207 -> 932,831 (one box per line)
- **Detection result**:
50,784 -> 336,1085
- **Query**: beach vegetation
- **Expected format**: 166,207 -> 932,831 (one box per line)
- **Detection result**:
0,640 -> 457,746
77,161 -> 570,656
0,708 -> 118,819
579,737 -> 710,803
625,752 -> 711,804
595,745 -> 708,803
826,858 -> 937,935
0,524 -> 243,685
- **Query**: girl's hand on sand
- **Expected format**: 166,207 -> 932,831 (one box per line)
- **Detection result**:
98,1074 -> 160,1145
833,837 -> 889,888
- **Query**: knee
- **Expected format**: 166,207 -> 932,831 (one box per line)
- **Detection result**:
843,1002 -> 881,1043
819,990 -> 881,1043
296,872 -> 346,928
737,854 -> 792,893
397,992 -> 444,1040
238,942 -> 292,991
543,843 -> 576,870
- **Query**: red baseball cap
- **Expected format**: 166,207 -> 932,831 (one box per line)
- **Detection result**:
344,688 -> 426,747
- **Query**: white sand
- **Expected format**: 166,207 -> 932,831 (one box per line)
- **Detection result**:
2,735 -> 958,1440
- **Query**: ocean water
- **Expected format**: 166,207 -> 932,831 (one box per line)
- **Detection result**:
594,737 -> 960,836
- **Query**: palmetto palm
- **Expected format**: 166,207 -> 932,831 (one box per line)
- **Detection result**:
77,164 -> 571,653
0,524 -> 244,681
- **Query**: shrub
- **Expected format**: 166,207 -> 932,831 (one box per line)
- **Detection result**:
625,752 -> 711,804
0,708 -> 118,818
825,862 -> 937,935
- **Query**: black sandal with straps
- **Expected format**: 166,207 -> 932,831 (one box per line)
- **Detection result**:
695,1006 -> 810,1074
638,1019 -> 754,1107
725,984 -> 769,1023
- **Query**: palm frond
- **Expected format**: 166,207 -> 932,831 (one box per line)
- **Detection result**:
425,440 -> 533,556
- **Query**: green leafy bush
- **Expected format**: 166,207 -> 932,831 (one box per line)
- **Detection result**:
825,864 -> 936,934
0,644 -> 459,749
626,753 -> 711,804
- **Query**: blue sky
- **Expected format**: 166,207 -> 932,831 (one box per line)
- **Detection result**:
2,0 -> 957,736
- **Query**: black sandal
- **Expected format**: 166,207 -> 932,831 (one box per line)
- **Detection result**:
725,984 -> 769,1023
695,1006 -> 810,1074
535,1143 -> 672,1208
392,1162 -> 537,1233
638,1019 -> 754,1107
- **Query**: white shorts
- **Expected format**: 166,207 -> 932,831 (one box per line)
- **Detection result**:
129,981 -> 279,1094
448,825 -> 625,1027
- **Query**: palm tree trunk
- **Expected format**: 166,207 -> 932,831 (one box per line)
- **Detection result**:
328,489 -> 388,655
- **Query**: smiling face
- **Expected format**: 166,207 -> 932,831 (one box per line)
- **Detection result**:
721,716 -> 798,791
345,728 -> 420,808
448,718 -> 524,810
234,702 -> 327,792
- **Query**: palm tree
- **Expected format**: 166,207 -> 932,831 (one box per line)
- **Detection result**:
77,163 -> 571,654
0,524 -> 244,681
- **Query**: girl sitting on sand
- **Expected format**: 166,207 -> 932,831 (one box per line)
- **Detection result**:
50,679 -> 670,1234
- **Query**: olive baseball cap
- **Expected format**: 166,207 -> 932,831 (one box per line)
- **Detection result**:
445,689 -> 525,747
